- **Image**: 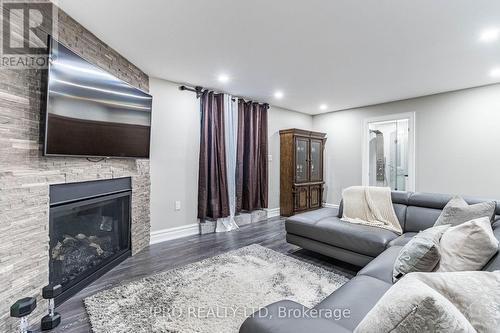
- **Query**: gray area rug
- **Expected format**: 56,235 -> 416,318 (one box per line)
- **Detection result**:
84,244 -> 349,333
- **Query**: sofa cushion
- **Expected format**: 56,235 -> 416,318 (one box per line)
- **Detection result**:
287,208 -> 339,224
404,206 -> 442,232
483,221 -> 500,272
357,246 -> 402,284
438,217 -> 499,272
313,275 -> 392,331
408,192 -> 454,209
434,196 -> 496,227
387,232 -> 417,247
393,225 -> 450,282
286,216 -> 399,257
354,272 -> 495,333
464,197 -> 500,216
484,254 -> 500,272
406,192 -> 500,232
391,190 -> 412,205
406,191 -> 499,213
392,204 -> 407,229
286,234 -> 374,267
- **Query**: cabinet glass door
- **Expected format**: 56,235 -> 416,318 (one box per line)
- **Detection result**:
310,139 -> 322,181
295,137 -> 309,183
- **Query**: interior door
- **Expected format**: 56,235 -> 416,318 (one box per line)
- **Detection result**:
294,186 -> 309,211
309,185 -> 322,209
310,139 -> 323,182
367,119 -> 410,191
295,137 -> 310,183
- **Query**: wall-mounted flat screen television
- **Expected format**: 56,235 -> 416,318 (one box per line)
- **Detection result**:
44,36 -> 152,158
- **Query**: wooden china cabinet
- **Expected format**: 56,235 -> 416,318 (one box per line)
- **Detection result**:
279,129 -> 327,217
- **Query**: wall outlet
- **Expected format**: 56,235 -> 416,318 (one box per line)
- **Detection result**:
175,201 -> 181,211
268,154 -> 273,162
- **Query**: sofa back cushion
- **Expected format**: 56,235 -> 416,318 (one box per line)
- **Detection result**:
405,192 -> 500,233
393,204 -> 407,229
404,192 -> 451,232
338,190 -> 499,233
483,221 -> 500,272
405,206 -> 442,232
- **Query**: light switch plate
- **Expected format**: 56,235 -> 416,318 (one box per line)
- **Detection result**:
175,201 -> 181,211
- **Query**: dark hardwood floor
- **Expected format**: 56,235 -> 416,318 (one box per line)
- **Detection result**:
35,218 -> 358,333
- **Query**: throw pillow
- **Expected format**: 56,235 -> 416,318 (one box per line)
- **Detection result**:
393,225 -> 450,282
355,271 -> 500,333
438,217 -> 499,272
434,196 -> 496,227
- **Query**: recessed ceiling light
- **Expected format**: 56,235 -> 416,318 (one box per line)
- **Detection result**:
274,91 -> 284,99
319,104 -> 328,111
480,28 -> 500,43
490,67 -> 500,78
218,74 -> 230,83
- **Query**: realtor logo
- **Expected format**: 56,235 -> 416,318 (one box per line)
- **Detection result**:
1,0 -> 57,68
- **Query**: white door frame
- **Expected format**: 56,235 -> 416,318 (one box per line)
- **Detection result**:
362,112 -> 416,191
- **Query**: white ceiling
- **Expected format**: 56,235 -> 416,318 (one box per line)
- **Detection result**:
56,0 -> 500,115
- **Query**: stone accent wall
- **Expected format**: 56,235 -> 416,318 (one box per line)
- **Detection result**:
0,4 -> 150,331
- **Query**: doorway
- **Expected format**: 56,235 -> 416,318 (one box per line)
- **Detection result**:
362,113 -> 415,191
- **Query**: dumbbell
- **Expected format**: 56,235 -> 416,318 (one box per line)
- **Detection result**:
10,297 -> 37,333
41,284 -> 62,331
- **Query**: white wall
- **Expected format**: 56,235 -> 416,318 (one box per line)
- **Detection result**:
149,78 -> 200,232
313,83 -> 500,204
150,79 -> 500,229
149,77 -> 313,232
268,107 -> 313,209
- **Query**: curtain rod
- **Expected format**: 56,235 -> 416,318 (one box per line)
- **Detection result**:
179,85 -> 269,106
179,85 -> 203,97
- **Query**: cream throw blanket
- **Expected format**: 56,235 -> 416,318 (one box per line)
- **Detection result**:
341,186 -> 402,235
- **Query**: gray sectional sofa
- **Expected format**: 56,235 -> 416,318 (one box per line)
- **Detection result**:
240,191 -> 500,333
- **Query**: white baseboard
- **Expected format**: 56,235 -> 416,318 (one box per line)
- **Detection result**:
323,203 -> 340,209
265,207 -> 281,218
150,223 -> 199,245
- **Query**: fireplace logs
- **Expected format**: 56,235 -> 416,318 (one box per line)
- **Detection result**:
51,233 -> 115,284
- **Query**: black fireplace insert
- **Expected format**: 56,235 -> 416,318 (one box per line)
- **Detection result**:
49,178 -> 132,305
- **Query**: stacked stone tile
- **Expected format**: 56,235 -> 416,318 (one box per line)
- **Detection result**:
0,5 -> 150,331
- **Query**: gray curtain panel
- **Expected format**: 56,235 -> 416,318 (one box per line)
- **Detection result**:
215,94 -> 240,232
197,91 -> 230,220
236,100 -> 269,213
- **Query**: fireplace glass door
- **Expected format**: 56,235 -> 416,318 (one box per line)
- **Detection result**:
49,192 -> 131,294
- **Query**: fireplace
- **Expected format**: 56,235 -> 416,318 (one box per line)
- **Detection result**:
49,178 -> 132,305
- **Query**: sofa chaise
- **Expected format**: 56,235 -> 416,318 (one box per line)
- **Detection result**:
240,191 -> 500,333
